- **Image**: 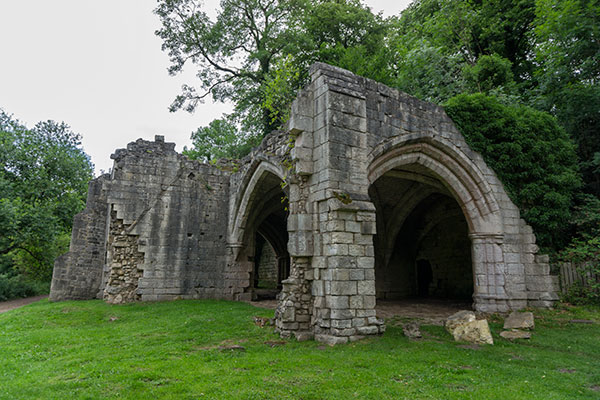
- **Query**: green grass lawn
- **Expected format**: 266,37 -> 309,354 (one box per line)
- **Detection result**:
0,299 -> 598,399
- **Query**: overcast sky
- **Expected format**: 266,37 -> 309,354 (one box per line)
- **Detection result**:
0,0 -> 412,174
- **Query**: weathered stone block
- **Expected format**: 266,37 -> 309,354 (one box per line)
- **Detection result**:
356,326 -> 379,335
326,295 -> 349,309
503,311 -> 535,330
357,280 -> 376,296
331,280 -> 358,295
315,334 -> 348,346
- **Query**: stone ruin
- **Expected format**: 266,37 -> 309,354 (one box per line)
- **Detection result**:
49,63 -> 559,344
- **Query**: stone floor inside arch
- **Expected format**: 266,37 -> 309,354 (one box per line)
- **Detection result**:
49,62 -> 559,345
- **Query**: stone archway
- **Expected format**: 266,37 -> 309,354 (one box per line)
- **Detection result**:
227,160 -> 289,301
50,62 -> 559,343
368,139 -> 507,312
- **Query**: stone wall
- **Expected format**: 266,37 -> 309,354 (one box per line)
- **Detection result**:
105,136 -> 232,301
103,208 -> 145,303
49,175 -> 109,300
256,238 -> 278,288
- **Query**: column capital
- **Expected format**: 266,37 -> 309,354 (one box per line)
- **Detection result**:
469,233 -> 504,243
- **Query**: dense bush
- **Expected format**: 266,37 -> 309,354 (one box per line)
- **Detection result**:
0,274 -> 49,302
561,281 -> 600,306
445,93 -> 581,251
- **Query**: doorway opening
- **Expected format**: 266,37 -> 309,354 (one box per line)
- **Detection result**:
369,167 -> 474,310
240,169 -> 290,300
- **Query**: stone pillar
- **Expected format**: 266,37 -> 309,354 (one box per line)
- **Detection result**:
275,173 -> 315,340
275,257 -> 313,340
470,233 -> 509,312
224,242 -> 253,301
306,64 -> 385,344
311,201 -> 384,345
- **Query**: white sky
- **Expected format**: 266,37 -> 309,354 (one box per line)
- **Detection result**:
0,0 -> 412,175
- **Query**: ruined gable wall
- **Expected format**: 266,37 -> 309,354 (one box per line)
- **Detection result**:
103,136 -> 231,302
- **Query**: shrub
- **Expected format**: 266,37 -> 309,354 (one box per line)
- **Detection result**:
0,273 -> 49,302
561,280 -> 600,306
557,195 -> 600,304
445,93 -> 581,251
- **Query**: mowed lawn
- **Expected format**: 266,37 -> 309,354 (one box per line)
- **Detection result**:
0,299 -> 598,399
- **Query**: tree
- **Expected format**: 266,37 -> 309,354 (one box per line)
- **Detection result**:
388,0 -> 538,103
155,0 -> 309,135
534,0 -> 600,195
155,0 -> 389,137
182,118 -> 261,162
302,0 -> 392,84
0,110 -> 93,281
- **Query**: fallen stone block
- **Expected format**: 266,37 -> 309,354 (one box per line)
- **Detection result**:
504,311 -> 535,330
402,322 -> 422,339
445,311 -> 493,345
445,310 -> 476,332
500,330 -> 532,340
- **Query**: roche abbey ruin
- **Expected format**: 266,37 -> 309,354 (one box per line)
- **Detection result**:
50,63 -> 559,344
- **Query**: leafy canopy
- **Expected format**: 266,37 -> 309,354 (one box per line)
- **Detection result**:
182,118 -> 261,162
155,0 -> 389,139
155,0 -> 309,135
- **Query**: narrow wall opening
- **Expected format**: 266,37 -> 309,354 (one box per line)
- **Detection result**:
253,210 -> 290,300
369,166 -> 474,308
239,170 -> 289,300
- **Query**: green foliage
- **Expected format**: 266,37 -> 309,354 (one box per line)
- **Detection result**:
558,195 -> 600,304
0,109 -> 93,284
302,0 -> 392,84
394,0 -> 536,79
156,0 -> 390,138
155,0 -> 309,135
262,55 -> 301,127
444,94 -> 581,250
464,54 -> 516,95
182,118 -> 261,162
0,274 -> 49,302
391,38 -> 467,103
534,0 -> 600,195
562,281 -> 600,306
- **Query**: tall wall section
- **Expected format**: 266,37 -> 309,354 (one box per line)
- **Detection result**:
49,175 -> 110,300
103,136 -> 233,302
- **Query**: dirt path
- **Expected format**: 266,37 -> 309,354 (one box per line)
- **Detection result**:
0,295 -> 48,314
249,298 -> 471,326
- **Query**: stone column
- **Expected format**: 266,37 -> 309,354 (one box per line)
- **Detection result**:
470,233 -> 509,312
275,164 -> 316,338
307,64 -> 384,344
311,201 -> 384,345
